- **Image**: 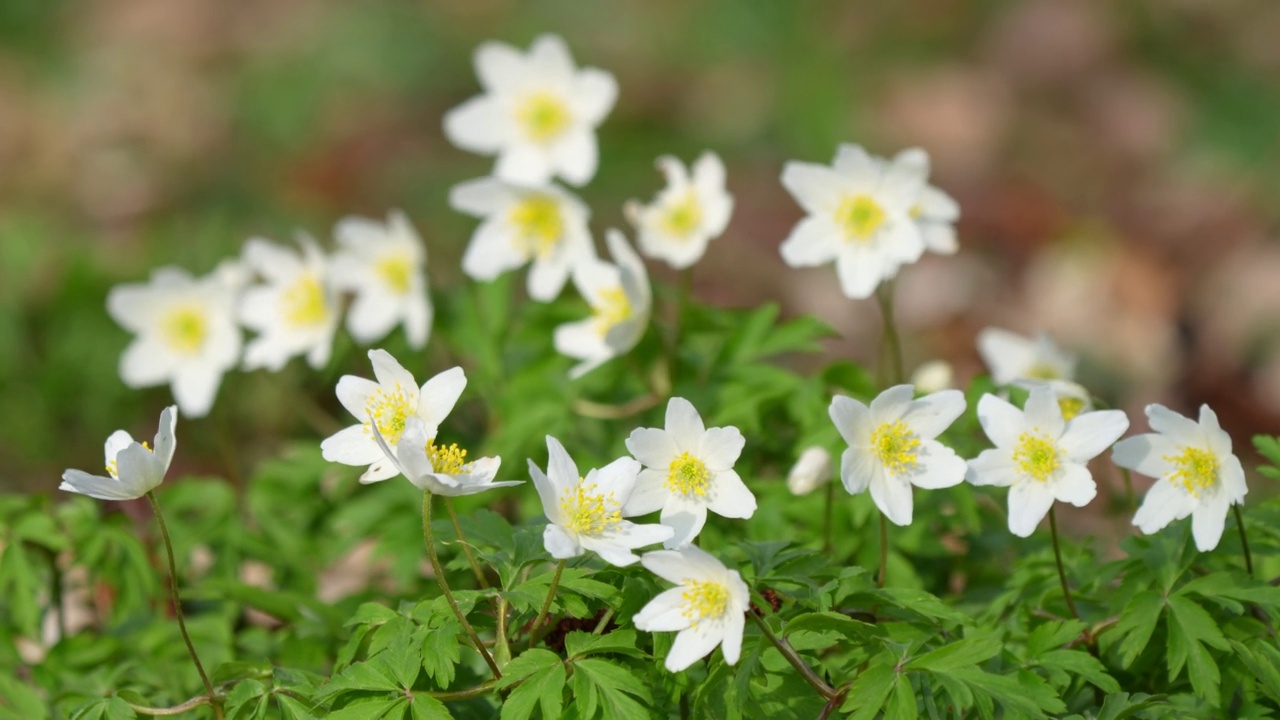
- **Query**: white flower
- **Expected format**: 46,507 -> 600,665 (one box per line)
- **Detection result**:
623,397 -> 756,548
553,230 -> 651,378
779,144 -> 926,299
370,417 -> 518,497
786,446 -> 833,495
829,385 -> 967,526
625,152 -> 733,269
239,235 -> 340,371
331,210 -> 432,349
883,148 -> 959,255
450,177 -> 595,301
633,546 -> 749,672
107,267 -> 242,418
321,350 -> 466,483
910,359 -> 954,394
976,327 -> 1076,385
443,34 -> 617,187
967,388 -> 1129,537
61,406 -> 177,500
1113,404 -> 1248,551
529,436 -> 673,566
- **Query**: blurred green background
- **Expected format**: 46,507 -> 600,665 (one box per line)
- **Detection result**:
2,0 -> 1279,497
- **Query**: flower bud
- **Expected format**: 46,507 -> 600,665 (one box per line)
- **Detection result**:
786,446 -> 833,495
911,359 -> 954,394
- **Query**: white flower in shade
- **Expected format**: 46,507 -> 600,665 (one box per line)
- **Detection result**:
1113,404 -> 1248,551
786,446 -> 833,496
450,177 -> 595,301
443,34 -> 617,187
633,545 -> 749,672
321,350 -> 466,484
60,406 -> 177,501
623,397 -> 756,548
829,385 -> 967,526
529,436 -> 674,567
370,417 -> 518,496
107,267 -> 242,418
553,230 -> 651,378
239,235 -> 339,371
976,327 -> 1076,385
910,359 -> 955,394
625,152 -> 733,269
331,210 -> 432,349
883,148 -> 959,255
967,387 -> 1129,537
779,144 -> 926,299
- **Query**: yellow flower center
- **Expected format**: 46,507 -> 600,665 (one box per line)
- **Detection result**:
1013,432 -> 1061,482
681,580 -> 729,626
1164,446 -> 1218,497
870,420 -> 920,475
281,274 -> 329,328
661,193 -> 703,238
426,439 -> 469,476
1058,396 -> 1085,422
509,195 -> 564,260
375,254 -> 413,295
559,480 -> 622,537
161,307 -> 208,354
666,452 -> 710,496
593,287 -> 633,336
364,384 -> 414,444
834,195 -> 887,242
518,92 -> 571,143
909,204 -> 924,219
106,442 -> 150,478
1025,363 -> 1061,380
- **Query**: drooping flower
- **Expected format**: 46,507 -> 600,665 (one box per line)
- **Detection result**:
1113,404 -> 1248,551
330,210 -> 432,349
623,397 -> 756,548
883,148 -> 959,256
450,177 -> 595,301
829,385 -> 967,526
107,266 -> 242,418
443,34 -> 617,187
779,144 -> 927,299
529,436 -> 673,566
61,406 -> 177,501
239,235 -> 340,371
553,230 -> 651,378
786,446 -> 833,496
625,152 -> 733,269
967,387 -> 1129,537
321,350 -> 466,483
633,545 -> 749,672
370,417 -> 518,497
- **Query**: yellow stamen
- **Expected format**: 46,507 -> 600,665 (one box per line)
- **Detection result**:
281,274 -> 329,327
509,195 -> 564,259
375,254 -> 413,295
834,195 -> 887,242
593,287 -> 633,336
559,480 -> 622,536
518,92 -> 571,143
364,384 -> 414,444
105,442 -> 151,478
426,439 -> 469,476
1013,432 -> 1061,482
661,192 -> 703,238
870,420 -> 920,475
1164,446 -> 1218,498
666,452 -> 711,496
1025,363 -> 1060,380
1058,396 -> 1085,422
161,307 -> 207,354
681,580 -> 729,626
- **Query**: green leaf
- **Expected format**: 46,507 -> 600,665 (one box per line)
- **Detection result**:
1113,590 -> 1165,669
497,649 -> 563,689
843,662 -> 896,719
570,658 -> 651,720
564,630 -> 641,660
884,674 -> 919,720
0,675 -> 46,720
327,697 -> 408,720
68,697 -> 134,720
1165,594 -> 1227,697
1252,435 -> 1280,467
783,612 -> 876,644
225,679 -> 270,720
1229,639 -> 1280,702
1037,649 -> 1121,692
276,695 -> 320,720
419,620 -> 461,688
907,636 -> 1001,673
345,602 -> 402,627
408,694 -> 453,720
1025,620 -> 1086,656
949,668 -> 1066,718
501,663 -> 565,720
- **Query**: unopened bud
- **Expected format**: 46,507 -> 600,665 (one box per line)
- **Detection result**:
911,360 -> 954,394
786,446 -> 833,495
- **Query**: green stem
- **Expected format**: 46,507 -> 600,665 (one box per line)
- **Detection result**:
875,282 -> 905,386
423,492 -> 501,679
823,479 -> 835,555
146,492 -> 217,714
1234,504 -> 1255,577
1048,507 -> 1081,620
528,560 -> 566,650
748,597 -> 837,701
592,608 -> 615,634
128,695 -> 213,717
877,513 -> 888,589
444,498 -> 490,589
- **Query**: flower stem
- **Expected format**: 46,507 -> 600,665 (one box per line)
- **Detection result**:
528,560 -> 566,650
1119,467 -> 1135,515
1234,504 -> 1255,578
444,498 -> 490,589
748,597 -> 837,701
145,492 -> 218,717
423,492 -> 501,679
823,480 -> 835,554
875,282 -> 905,387
877,513 -> 888,588
1048,507 -> 1081,621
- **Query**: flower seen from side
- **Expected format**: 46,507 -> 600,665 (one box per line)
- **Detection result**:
553,230 -> 651,378
623,397 -> 756,548
633,545 -> 749,672
976,327 -> 1076,385
321,350 -> 466,484
61,406 -> 177,501
443,34 -> 617,187
625,152 -> 733,269
829,385 -> 967,526
1113,404 -> 1247,551
786,446 -> 833,496
331,210 -> 432,349
370,417 -> 517,497
967,387 -> 1129,537
239,235 -> 339,371
883,148 -> 959,256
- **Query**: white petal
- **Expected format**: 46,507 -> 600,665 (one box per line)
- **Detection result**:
976,393 -> 1026,449
612,521 -> 675,551
870,384 -> 915,421
59,470 -> 137,501
780,162 -> 844,215
633,587 -> 692,632
621,469 -> 667,516
554,318 -> 608,363
336,375 -> 378,421
345,294 -> 399,345
641,545 -> 725,583
572,68 -> 618,124
870,473 -> 914,526
119,339 -> 176,389
829,395 -> 872,446
660,497 -> 708,548
1220,454 -> 1248,501
919,185 -> 960,222
543,524 -> 582,559
461,220 -> 525,281
474,40 -> 527,92
699,427 -> 744,471
442,97 -> 507,153
834,244 -> 888,299
1144,404 -> 1202,447
1132,479 -> 1196,535
840,447 -> 876,495
921,222 -> 959,255
706,470 -> 755,519
528,34 -> 575,80
527,253 -> 573,301
1191,495 -> 1229,551
665,398 -> 706,452
115,443 -> 164,495
901,390 -> 965,439
582,538 -> 640,567
551,130 -> 598,187
403,291 -> 433,350
1111,434 -> 1178,479
418,367 -> 466,433
779,216 -> 840,267
833,143 -> 878,180
1023,386 -> 1065,437
528,458 -> 561,523
592,456 -> 640,501
545,435 -> 580,491
966,449 -> 1018,487
369,349 -> 416,395
1007,482 -> 1055,537
666,623 -> 725,672
449,177 -> 513,217
104,430 -> 134,465
152,406 -> 178,471
494,143 -> 554,187
321,425 -> 383,466
1050,463 -> 1097,507
171,363 -> 223,418
907,442 -> 967,490
1060,410 -> 1129,462
976,328 -> 1037,385
720,610 -> 745,665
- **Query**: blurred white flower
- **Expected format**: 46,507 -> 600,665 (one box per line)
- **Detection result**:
624,397 -> 756,548
443,34 -> 617,187
107,266 -> 242,418
779,144 -> 926,299
450,177 -> 595,301
1113,404 -> 1247,551
370,417 -> 518,497
884,148 -> 959,255
786,446 -> 833,495
830,385 -> 967,526
967,387 -> 1128,537
910,359 -> 954,394
625,152 -> 733,269
633,545 -> 749,672
530,436 -> 673,566
553,230 -> 651,378
61,406 -> 177,501
331,210 -> 432,349
321,351 -> 465,484
976,327 -> 1076,385
239,235 -> 339,371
